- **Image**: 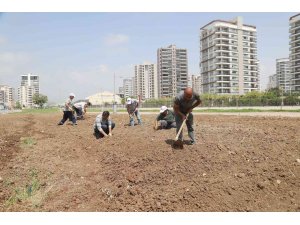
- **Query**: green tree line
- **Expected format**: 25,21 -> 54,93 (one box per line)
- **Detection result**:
141,88 -> 300,107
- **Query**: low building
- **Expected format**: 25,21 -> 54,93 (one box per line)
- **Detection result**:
86,91 -> 122,105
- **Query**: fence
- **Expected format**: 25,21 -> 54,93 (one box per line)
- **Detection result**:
86,98 -> 300,110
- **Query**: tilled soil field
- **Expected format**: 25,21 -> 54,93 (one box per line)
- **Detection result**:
0,112 -> 299,212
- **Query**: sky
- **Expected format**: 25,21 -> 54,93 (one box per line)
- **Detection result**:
0,12 -> 297,103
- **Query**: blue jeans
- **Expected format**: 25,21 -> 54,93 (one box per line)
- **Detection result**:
129,110 -> 142,126
174,112 -> 195,142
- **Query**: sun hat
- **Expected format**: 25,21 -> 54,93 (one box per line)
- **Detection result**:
126,97 -> 132,104
160,105 -> 168,113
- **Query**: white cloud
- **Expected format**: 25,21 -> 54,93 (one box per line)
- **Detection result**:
103,34 -> 129,46
99,64 -> 109,73
0,52 -> 31,64
0,51 -> 32,85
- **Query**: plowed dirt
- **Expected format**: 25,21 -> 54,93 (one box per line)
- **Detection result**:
0,113 -> 299,211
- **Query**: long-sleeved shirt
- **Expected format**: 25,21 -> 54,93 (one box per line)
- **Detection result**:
156,110 -> 175,123
63,98 -> 74,111
74,102 -> 86,110
94,114 -> 112,131
126,99 -> 139,114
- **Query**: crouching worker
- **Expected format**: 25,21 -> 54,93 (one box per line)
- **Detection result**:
73,101 -> 92,120
154,106 -> 176,130
93,111 -> 115,139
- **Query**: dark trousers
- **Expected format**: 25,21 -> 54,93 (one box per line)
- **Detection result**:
59,111 -> 76,124
174,112 -> 194,142
74,108 -> 83,119
94,122 -> 115,139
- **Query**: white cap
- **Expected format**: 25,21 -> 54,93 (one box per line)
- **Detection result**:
69,93 -> 75,97
126,97 -> 132,104
160,106 -> 168,113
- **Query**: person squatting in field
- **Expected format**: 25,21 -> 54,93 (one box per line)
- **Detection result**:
154,105 -> 176,130
93,111 -> 115,139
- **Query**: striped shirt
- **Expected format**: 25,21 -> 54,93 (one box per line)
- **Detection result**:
94,114 -> 112,131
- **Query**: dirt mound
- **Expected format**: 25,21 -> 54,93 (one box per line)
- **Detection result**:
0,113 -> 299,211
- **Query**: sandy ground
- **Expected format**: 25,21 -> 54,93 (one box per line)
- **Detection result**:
0,112 -> 299,212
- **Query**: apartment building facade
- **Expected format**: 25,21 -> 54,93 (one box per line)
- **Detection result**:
17,73 -> 40,108
276,58 -> 291,93
191,75 -> 202,94
200,17 -> 259,95
122,78 -> 133,99
289,13 -> 300,92
134,63 -> 158,100
267,74 -> 278,90
157,45 -> 188,98
0,85 -> 15,108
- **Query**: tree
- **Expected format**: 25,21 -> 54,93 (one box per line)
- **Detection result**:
33,93 -> 48,108
15,101 -> 22,109
121,98 -> 125,105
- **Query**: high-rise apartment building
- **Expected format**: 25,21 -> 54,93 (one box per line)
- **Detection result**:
267,74 -> 278,90
0,85 -> 15,108
200,17 -> 259,95
191,75 -> 202,94
289,13 -> 300,92
187,76 -> 192,88
276,58 -> 291,93
134,63 -> 158,100
157,45 -> 188,98
18,73 -> 40,108
118,87 -> 124,95
123,78 -> 133,99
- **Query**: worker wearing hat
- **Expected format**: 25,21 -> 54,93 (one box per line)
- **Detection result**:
57,93 -> 77,126
154,106 -> 176,130
126,97 -> 142,126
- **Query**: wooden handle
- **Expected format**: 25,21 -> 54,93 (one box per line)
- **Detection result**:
175,113 -> 189,140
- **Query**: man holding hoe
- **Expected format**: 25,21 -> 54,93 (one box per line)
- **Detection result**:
173,87 -> 202,148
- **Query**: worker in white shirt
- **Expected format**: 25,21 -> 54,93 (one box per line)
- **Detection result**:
58,93 -> 77,126
73,101 -> 92,120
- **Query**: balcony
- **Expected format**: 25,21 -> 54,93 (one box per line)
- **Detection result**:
290,23 -> 300,32
217,78 -> 230,82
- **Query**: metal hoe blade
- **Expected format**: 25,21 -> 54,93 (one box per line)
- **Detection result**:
173,139 -> 184,149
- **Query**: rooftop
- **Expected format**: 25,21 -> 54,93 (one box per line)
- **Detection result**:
201,19 -> 256,30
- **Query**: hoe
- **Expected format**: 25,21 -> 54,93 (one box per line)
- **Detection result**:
173,113 -> 189,149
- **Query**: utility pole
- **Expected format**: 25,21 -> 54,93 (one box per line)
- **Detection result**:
113,73 -> 116,113
280,87 -> 284,110
101,88 -> 103,112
